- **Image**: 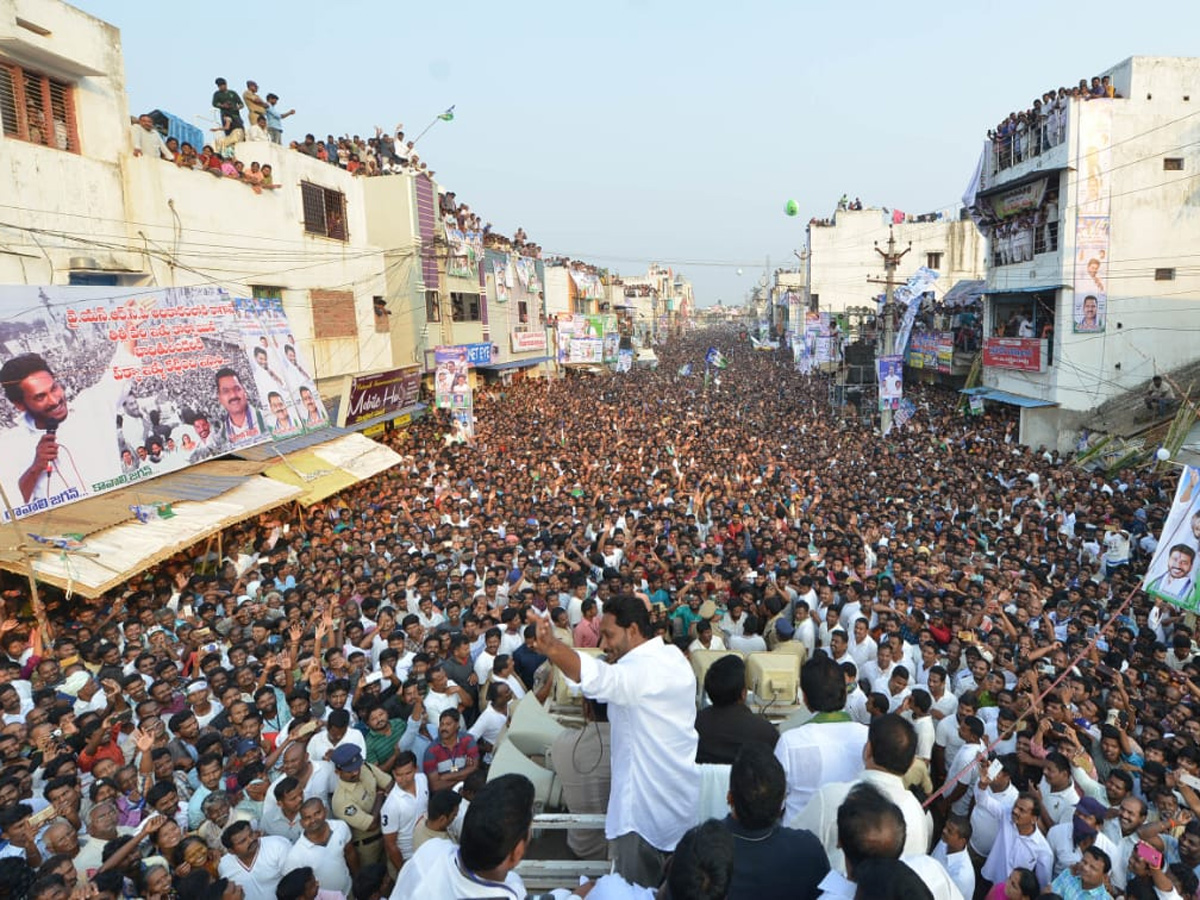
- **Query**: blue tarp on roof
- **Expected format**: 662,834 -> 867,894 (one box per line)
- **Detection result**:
150,109 -> 204,152
961,386 -> 1057,408
942,279 -> 985,307
981,284 -> 1067,295
475,355 -> 551,371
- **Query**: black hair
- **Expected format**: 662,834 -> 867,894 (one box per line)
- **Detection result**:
214,366 -> 240,389
703,655 -> 746,707
851,858 -> 934,900
837,782 -> 905,875
728,742 -> 786,830
0,354 -> 52,405
801,654 -> 846,713
665,819 -> 735,900
276,867 -> 312,900
868,714 -> 917,776
603,593 -> 651,638
428,788 -> 463,822
221,819 -> 252,850
458,774 -> 534,873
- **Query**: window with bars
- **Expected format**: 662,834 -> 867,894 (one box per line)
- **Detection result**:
0,61 -> 79,152
251,285 -> 284,301
425,290 -> 441,322
451,292 -> 480,322
300,182 -> 348,241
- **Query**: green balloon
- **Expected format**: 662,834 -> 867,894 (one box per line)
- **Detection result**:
785,199 -> 799,217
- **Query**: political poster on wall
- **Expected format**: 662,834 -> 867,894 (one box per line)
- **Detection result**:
434,346 -> 470,409
877,355 -> 904,410
232,296 -> 325,437
1074,99 -> 1113,333
0,285 -> 325,521
446,228 -> 483,279
1143,466 -> 1200,611
493,261 -> 509,304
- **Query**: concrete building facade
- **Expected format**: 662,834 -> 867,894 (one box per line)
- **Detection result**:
806,209 -> 987,314
0,0 -> 392,409
970,56 -> 1200,450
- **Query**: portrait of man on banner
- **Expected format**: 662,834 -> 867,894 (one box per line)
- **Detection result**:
877,355 -> 903,410
0,286 -> 319,520
1144,466 -> 1200,611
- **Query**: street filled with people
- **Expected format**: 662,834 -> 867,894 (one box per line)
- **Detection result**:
0,327 -> 1197,900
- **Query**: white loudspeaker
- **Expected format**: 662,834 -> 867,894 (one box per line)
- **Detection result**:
507,694 -> 568,758
488,739 -> 562,811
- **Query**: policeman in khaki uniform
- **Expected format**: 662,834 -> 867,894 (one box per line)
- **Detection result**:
329,744 -> 393,867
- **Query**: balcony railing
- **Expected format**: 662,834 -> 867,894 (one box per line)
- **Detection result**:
990,114 -> 1067,174
991,220 -> 1059,267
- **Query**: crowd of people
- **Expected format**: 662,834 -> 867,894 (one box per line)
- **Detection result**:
130,111 -> 281,195
988,191 -> 1061,268
0,328 -> 1196,899
989,76 -> 1121,172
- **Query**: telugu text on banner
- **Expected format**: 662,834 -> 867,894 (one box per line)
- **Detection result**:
0,285 -> 325,521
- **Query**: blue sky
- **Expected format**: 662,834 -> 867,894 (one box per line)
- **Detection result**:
77,0 -> 1199,307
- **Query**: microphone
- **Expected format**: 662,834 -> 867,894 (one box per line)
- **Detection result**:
45,424 -> 57,474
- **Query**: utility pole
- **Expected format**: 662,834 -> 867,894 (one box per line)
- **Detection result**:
866,226 -> 911,433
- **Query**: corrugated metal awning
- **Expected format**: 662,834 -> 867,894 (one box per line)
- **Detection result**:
961,386 -> 1058,408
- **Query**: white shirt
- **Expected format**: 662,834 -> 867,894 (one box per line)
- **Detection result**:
1040,781 -> 1079,826
389,838 -> 525,899
932,842 -> 975,900
262,761 -> 336,821
131,123 -> 172,159
286,820 -> 353,896
380,773 -> 429,862
790,768 -> 933,873
468,705 -> 508,759
0,348 -> 136,506
935,714 -> 966,766
849,635 -> 877,670
576,636 -> 699,851
969,782 -> 1018,857
774,713 -> 868,822
859,658 -> 896,687
307,728 -> 366,764
910,715 -> 936,761
217,835 -> 294,900
729,634 -> 767,653
947,739 -> 987,816
1046,820 -> 1120,879
975,785 -> 1053,887
473,650 -> 498,685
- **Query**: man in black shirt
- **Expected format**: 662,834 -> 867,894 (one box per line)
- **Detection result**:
695,655 -> 779,764
722,742 -> 829,900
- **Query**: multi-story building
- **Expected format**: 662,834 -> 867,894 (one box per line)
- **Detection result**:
967,56 -> 1200,449
0,0 -> 396,413
806,208 -> 986,314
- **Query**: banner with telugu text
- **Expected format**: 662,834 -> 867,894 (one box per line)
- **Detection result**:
0,285 -> 325,521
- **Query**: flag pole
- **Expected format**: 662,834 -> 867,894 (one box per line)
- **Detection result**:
412,105 -> 455,148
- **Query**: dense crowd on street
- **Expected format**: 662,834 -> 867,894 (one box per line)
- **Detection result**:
0,327 -> 1197,900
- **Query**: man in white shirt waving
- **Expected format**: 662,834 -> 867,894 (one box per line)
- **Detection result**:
535,593 -> 699,887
